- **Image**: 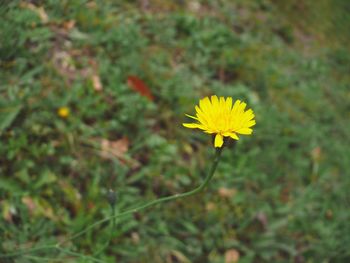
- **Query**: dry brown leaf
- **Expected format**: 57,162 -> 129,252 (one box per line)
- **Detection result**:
22,196 -> 36,215
218,187 -> 237,198
169,250 -> 191,263
63,20 -> 76,31
21,2 -> 49,23
206,202 -> 216,211
87,137 -> 140,168
127,75 -> 154,101
131,232 -> 140,244
92,74 -> 103,91
188,1 -> 201,12
225,249 -> 240,263
100,137 -> 129,160
87,1 -> 97,8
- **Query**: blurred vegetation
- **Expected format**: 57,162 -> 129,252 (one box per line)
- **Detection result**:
0,0 -> 349,262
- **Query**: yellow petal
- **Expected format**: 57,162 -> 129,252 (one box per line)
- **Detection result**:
195,105 -> 209,125
214,134 -> 224,148
219,96 -> 225,108
211,95 -> 219,108
185,114 -> 198,120
225,97 -> 233,111
237,102 -> 247,113
199,97 -> 211,112
183,123 -> 201,129
242,109 -> 254,122
195,105 -> 203,115
222,132 -> 239,140
231,100 -> 241,115
230,133 -> 239,140
236,128 -> 253,134
245,120 -> 256,128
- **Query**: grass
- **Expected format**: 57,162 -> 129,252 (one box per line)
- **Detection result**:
0,0 -> 349,262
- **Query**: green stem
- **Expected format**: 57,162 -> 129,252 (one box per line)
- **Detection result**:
56,247 -> 105,263
0,147 -> 223,258
61,147 -> 223,245
111,204 -> 116,230
93,199 -> 116,256
0,245 -> 57,258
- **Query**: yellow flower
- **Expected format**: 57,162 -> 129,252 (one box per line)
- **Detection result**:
57,107 -> 70,118
183,95 -> 256,148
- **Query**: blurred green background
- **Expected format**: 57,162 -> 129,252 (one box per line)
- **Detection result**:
1,0 -> 349,262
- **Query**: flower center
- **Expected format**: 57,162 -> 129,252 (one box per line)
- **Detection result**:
212,112 -> 230,132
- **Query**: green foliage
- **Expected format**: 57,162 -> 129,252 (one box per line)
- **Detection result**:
1,0 -> 349,262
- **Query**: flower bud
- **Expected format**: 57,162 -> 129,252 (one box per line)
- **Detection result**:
107,189 -> 117,207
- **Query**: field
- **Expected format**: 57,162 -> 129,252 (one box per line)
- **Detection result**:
1,0 -> 350,262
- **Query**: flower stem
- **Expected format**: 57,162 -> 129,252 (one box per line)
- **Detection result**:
0,147 -> 223,259
62,147 -> 224,244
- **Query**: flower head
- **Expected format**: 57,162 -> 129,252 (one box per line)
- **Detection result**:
183,95 -> 256,148
57,107 -> 70,118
